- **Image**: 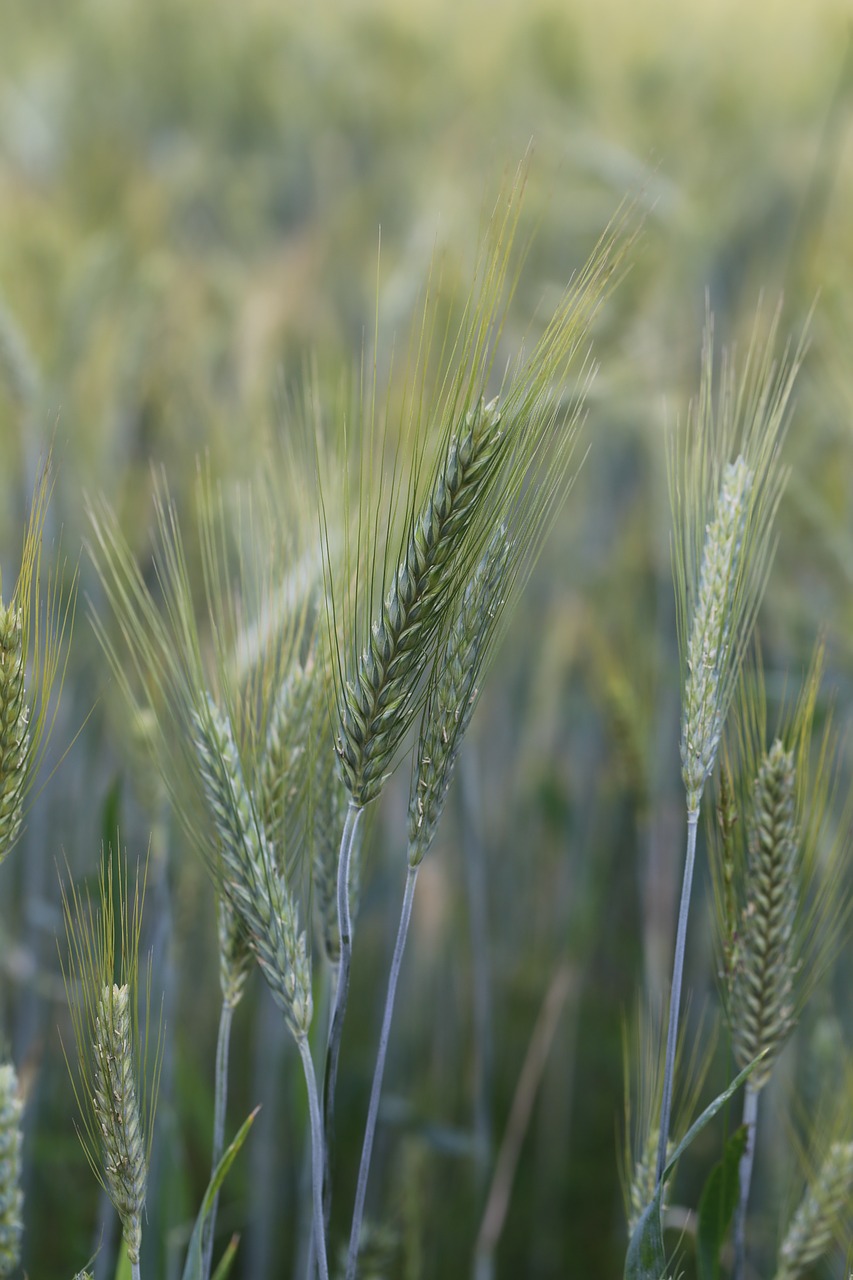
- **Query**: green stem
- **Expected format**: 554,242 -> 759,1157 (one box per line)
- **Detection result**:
733,1083 -> 759,1280
322,802 -> 363,1228
202,998 -> 235,1280
298,1034 -> 330,1280
656,809 -> 699,1183
346,862 -> 419,1280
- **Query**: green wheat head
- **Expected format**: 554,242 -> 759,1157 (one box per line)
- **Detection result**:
670,307 -> 803,816
217,895 -> 254,1010
193,694 -> 313,1038
619,999 -> 712,1235
730,738 -> 797,1087
407,526 -> 511,865
774,1068 -> 853,1280
60,852 -> 162,1268
0,460 -> 75,864
88,456 -> 330,950
92,983 -> 147,1263
711,642 -> 852,1088
774,1140 -> 853,1280
327,164 -> 630,811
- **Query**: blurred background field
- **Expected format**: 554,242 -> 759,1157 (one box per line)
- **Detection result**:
1,0 -> 853,1275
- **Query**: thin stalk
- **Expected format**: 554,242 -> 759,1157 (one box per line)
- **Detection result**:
132,1260 -> 141,1280
473,963 -> 573,1278
299,968 -> 334,1280
733,1083 -> 759,1280
656,810 -> 699,1183
202,999 -> 235,1280
297,1034 -> 330,1280
346,863 -> 419,1280
460,756 -> 493,1196
322,801 -> 363,1226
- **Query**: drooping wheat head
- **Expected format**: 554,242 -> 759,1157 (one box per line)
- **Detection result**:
407,527 -> 511,866
328,165 -> 630,811
0,1064 -> 22,1278
336,397 -> 507,807
217,895 -> 254,1010
89,447 -> 318,841
193,694 -> 312,1038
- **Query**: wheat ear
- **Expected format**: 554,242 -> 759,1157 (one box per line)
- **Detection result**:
192,696 -> 329,1280
658,456 -> 753,1183
193,694 -> 312,1037
0,1065 -> 22,1278
732,739 -> 798,1078
0,607 -> 29,860
774,1140 -> 853,1280
681,456 -> 753,814
93,983 -> 147,1273
61,853 -> 161,1280
345,535 -> 509,1280
337,396 -> 504,807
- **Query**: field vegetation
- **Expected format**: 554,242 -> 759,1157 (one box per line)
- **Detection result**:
1,1 -> 852,1276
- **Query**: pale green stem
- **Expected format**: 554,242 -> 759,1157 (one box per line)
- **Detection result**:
202,998 -> 235,1280
734,1083 -> 759,1280
132,1261 -> 141,1280
301,968 -> 334,1280
346,862 -> 419,1280
656,809 -> 699,1183
297,1033 -> 330,1280
322,801 -> 363,1227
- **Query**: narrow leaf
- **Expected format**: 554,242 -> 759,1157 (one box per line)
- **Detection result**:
181,1108 -> 259,1280
697,1126 -> 748,1280
210,1234 -> 240,1280
625,1056 -> 765,1280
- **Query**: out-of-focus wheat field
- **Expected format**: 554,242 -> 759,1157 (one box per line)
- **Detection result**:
2,0 -> 853,1276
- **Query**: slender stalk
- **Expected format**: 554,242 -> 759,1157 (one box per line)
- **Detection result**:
346,863 -> 419,1280
202,999 -> 235,1280
322,801 -> 363,1225
297,1034 -> 330,1280
474,963 -> 573,1277
460,756 -> 493,1195
656,810 -> 699,1183
733,1083 -> 759,1280
131,1260 -> 141,1280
